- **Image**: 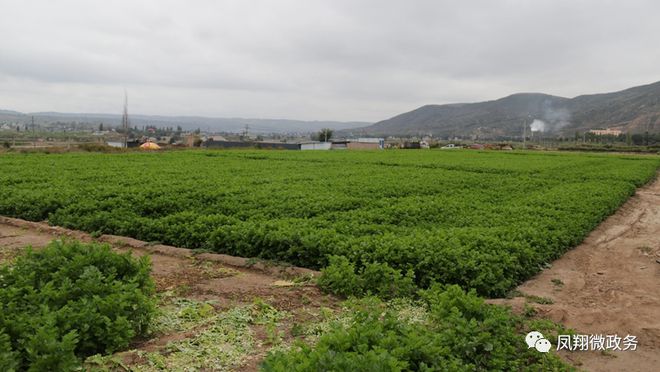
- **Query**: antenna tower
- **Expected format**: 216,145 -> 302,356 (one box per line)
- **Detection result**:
121,91 -> 129,148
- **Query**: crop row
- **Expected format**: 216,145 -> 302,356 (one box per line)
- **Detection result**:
0,150 -> 658,296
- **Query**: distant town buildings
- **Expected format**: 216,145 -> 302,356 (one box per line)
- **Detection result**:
330,138 -> 384,150
203,136 -> 386,150
589,128 -> 622,136
300,142 -> 333,150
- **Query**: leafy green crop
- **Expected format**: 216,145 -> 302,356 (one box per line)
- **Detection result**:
261,285 -> 573,371
0,241 -> 155,371
317,255 -> 416,299
0,150 -> 658,297
0,150 -> 654,371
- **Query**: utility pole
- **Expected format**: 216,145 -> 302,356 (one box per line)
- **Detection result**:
121,91 -> 129,148
242,124 -> 250,140
522,119 -> 526,150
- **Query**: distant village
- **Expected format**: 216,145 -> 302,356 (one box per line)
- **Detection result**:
0,117 -> 433,150
1,116 -> 658,151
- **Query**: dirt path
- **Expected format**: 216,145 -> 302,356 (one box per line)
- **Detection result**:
494,176 -> 660,371
0,217 -> 337,371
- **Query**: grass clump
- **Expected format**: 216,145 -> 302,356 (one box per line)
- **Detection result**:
525,295 -> 555,305
551,278 -> 565,287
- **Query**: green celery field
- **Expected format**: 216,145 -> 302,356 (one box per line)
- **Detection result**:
1,150 -> 658,296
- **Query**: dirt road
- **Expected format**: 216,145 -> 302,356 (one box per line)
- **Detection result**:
494,175 -> 660,371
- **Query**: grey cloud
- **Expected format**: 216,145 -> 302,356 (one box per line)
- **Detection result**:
1,0 -> 660,122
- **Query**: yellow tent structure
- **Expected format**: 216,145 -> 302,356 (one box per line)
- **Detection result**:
139,142 -> 161,150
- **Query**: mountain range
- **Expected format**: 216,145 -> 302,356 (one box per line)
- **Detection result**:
4,80 -> 660,138
350,80 -> 660,138
0,110 -> 367,134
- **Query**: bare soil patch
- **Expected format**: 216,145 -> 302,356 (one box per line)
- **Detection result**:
493,175 -> 660,371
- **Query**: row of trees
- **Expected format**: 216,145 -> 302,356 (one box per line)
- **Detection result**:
308,129 -> 658,146
579,131 -> 660,146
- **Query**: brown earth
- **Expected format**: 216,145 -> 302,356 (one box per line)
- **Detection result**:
0,217 -> 337,371
492,175 -> 660,371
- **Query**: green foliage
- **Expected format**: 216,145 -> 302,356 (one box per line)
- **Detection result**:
23,321 -> 79,372
318,256 -> 416,299
0,151 -> 658,297
316,128 -> 333,142
0,241 -> 156,371
525,295 -> 555,304
361,261 -> 416,299
316,256 -> 363,297
83,353 -> 129,371
261,285 -> 572,371
523,304 -> 538,318
0,329 -> 19,372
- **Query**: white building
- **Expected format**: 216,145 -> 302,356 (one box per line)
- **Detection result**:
300,142 -> 332,150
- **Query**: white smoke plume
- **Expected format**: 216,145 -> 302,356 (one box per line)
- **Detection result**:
542,107 -> 571,131
537,100 -> 572,133
530,119 -> 546,132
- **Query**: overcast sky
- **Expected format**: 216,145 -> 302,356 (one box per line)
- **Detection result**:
1,0 -> 659,122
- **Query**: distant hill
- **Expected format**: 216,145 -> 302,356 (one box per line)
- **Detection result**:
0,110 -> 369,134
351,80 -> 660,138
